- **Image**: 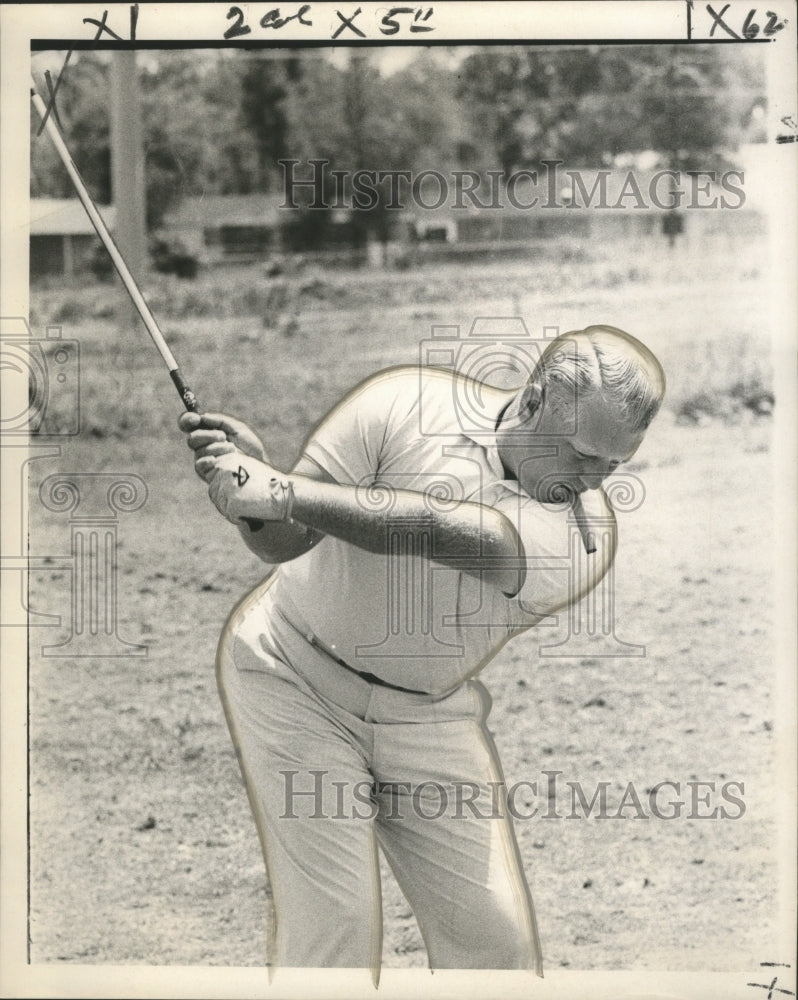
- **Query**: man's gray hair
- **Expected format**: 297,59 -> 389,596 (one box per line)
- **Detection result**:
532,326 -> 666,431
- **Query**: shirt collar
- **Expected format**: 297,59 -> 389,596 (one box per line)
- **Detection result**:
460,395 -> 528,495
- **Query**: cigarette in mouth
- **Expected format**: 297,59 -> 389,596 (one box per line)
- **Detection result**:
572,494 -> 596,554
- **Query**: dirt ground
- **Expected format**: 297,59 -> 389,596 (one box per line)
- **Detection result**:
23,234 -> 786,974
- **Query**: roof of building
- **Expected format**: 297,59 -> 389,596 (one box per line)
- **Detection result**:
30,198 -> 115,236
163,194 -> 283,229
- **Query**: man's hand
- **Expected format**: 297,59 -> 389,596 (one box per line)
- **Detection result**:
178,412 -> 319,560
207,452 -> 292,526
178,411 -> 266,483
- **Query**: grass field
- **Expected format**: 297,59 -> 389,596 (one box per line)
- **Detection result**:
24,228 -> 786,974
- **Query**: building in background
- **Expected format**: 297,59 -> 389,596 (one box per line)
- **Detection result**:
30,163 -> 763,279
30,199 -> 116,279
160,194 -> 280,263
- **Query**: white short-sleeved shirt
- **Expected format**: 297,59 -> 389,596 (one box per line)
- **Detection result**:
270,366 -> 615,695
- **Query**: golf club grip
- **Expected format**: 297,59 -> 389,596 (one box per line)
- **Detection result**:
171,369 -> 263,530
170,368 -> 199,413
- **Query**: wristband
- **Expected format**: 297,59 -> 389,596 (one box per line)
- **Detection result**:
269,477 -> 295,521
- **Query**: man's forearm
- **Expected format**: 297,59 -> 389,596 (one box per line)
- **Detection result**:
241,474 -> 522,592
291,478 -> 504,557
238,516 -> 320,563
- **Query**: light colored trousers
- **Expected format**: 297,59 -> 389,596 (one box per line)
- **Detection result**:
216,577 -> 543,977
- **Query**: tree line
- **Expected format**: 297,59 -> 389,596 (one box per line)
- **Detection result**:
30,45 -> 764,234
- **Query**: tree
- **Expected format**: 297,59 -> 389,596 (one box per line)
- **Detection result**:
32,51 -> 270,226
31,54 -> 112,202
237,53 -> 301,192
455,44 -> 754,172
280,49 -> 471,252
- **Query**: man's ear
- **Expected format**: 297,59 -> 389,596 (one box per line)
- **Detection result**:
520,381 -> 543,418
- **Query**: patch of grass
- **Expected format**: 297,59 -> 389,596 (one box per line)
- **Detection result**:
28,230 -> 773,448
669,335 -> 773,425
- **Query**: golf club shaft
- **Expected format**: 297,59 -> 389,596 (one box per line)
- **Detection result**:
30,76 -> 198,413
30,78 -> 269,528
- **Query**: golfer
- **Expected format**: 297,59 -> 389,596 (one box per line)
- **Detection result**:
179,325 -> 665,980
